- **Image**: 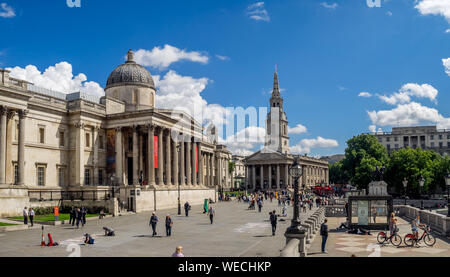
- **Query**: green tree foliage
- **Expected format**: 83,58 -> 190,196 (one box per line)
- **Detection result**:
329,160 -> 349,184
341,134 -> 389,189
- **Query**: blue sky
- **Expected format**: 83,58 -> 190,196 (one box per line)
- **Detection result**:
1,0 -> 449,157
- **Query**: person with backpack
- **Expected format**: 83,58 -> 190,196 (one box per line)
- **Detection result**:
320,218 -> 329,254
257,199 -> 263,213
184,201 -> 191,217
270,210 -> 278,236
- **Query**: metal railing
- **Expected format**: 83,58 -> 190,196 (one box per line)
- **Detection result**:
28,188 -> 114,202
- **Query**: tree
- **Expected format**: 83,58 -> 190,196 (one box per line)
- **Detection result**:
341,134 -> 389,189
329,160 -> 349,185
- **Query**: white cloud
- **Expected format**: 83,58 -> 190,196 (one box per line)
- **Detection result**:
320,2 -> 338,9
358,92 -> 372,98
377,83 -> 438,105
133,45 -> 209,70
215,55 -> 230,61
288,124 -> 308,135
415,0 -> 450,22
291,137 -> 339,154
386,11 -> 393,16
7,62 -> 105,97
369,125 -> 377,133
222,126 -> 266,156
446,28 -> 450,33
443,58 -> 450,76
0,3 -> 15,18
246,2 -> 270,22
368,102 -> 450,129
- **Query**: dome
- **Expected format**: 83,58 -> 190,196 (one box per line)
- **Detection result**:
105,50 -> 155,90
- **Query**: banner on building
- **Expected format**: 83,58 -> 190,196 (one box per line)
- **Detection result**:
154,136 -> 158,169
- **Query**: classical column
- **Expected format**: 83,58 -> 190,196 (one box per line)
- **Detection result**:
0,107 -> 7,184
285,164 -> 289,188
276,164 -> 280,190
139,132 -> 143,177
172,136 -> 179,187
115,127 -> 123,185
210,153 -> 214,187
179,134 -> 185,187
75,122 -> 85,186
147,125 -> 156,187
132,126 -> 139,186
198,143 -> 203,186
205,153 -> 210,187
268,164 -> 272,189
17,109 -> 28,186
185,136 -> 192,186
259,165 -> 264,189
252,165 -> 256,190
157,127 -> 164,186
192,140 -> 197,186
93,126 -> 99,185
165,130 -> 172,186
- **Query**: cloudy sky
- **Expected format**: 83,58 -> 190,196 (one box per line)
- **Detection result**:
0,0 -> 449,156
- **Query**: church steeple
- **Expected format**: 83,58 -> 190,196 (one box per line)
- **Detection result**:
272,64 -> 281,98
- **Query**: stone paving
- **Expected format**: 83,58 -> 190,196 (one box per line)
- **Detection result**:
308,217 -> 450,257
0,200 -> 317,257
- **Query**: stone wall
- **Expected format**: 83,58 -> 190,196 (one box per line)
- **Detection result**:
0,186 -> 29,217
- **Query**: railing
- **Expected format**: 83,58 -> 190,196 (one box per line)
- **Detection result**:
28,188 -> 114,202
325,205 -> 346,217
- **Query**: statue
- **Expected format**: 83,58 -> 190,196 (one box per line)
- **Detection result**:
372,165 -> 385,182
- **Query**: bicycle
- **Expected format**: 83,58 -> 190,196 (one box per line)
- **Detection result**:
404,225 -> 436,247
377,229 -> 402,247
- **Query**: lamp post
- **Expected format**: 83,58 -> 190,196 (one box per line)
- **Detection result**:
285,158 -> 304,235
445,172 -> 450,217
403,178 -> 408,206
419,176 -> 425,210
176,142 -> 181,216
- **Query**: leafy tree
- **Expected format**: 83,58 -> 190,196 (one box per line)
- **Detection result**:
341,134 -> 388,189
329,160 -> 349,184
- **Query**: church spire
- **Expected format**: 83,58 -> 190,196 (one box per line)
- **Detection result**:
272,64 -> 281,97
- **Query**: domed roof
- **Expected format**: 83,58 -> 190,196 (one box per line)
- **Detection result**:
105,49 -> 155,90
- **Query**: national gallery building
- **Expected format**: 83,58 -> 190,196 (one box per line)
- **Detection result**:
0,50 -> 232,216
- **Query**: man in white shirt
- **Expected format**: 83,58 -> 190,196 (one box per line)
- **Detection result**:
23,207 -> 28,225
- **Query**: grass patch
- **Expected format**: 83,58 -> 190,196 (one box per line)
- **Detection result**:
8,213 -> 99,222
0,222 -> 18,226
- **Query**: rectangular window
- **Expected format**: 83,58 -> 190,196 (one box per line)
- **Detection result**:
37,167 -> 45,186
14,164 -> 18,185
58,167 -> 65,187
86,133 -> 91,148
99,135 -> 104,150
386,137 -> 390,142
439,135 -> 443,140
430,135 -> 434,140
447,135 -> 450,140
59,132 -> 65,147
431,142 -> 435,147
39,127 -> 45,144
439,142 -> 443,148
448,142 -> 450,147
84,169 -> 91,186
98,169 -> 103,186
394,137 -> 398,142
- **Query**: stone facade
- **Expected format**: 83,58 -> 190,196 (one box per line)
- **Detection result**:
244,69 -> 329,191
374,126 -> 450,156
0,50 -> 232,216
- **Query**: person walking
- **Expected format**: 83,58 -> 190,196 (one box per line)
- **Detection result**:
257,199 -> 263,213
81,207 -> 87,227
150,212 -> 159,237
69,206 -> 75,225
72,208 -> 78,227
372,208 -> 377,224
172,246 -> 184,257
29,208 -> 35,227
208,206 -> 215,224
184,201 -> 190,217
165,215 -> 173,237
320,218 -> 329,254
270,210 -> 278,236
23,207 -> 28,225
76,208 -> 82,229
389,212 -> 398,236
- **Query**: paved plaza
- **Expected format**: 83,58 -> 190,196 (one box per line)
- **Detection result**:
308,217 -> 450,257
0,200 -> 316,257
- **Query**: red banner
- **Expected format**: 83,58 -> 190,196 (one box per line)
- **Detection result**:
154,136 -> 158,169
196,145 -> 199,173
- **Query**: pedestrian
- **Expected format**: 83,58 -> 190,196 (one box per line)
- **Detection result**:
150,212 -> 159,236
172,246 -> 184,257
257,199 -> 263,213
81,207 -> 87,227
372,208 -> 377,224
184,201 -> 190,217
69,206 -> 74,225
23,207 -> 28,225
320,218 -> 329,254
208,206 -> 215,224
165,214 -> 173,237
76,208 -> 82,229
29,208 -> 35,227
270,210 -> 278,236
72,208 -> 78,227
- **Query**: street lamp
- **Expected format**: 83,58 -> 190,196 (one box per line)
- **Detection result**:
285,158 -> 304,235
419,176 -> 425,210
176,142 -> 181,216
445,172 -> 450,217
403,178 -> 408,206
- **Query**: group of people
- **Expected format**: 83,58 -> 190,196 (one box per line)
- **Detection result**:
22,207 -> 35,227
69,207 -> 88,229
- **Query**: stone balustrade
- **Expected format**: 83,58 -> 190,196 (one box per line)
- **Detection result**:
395,205 -> 450,237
